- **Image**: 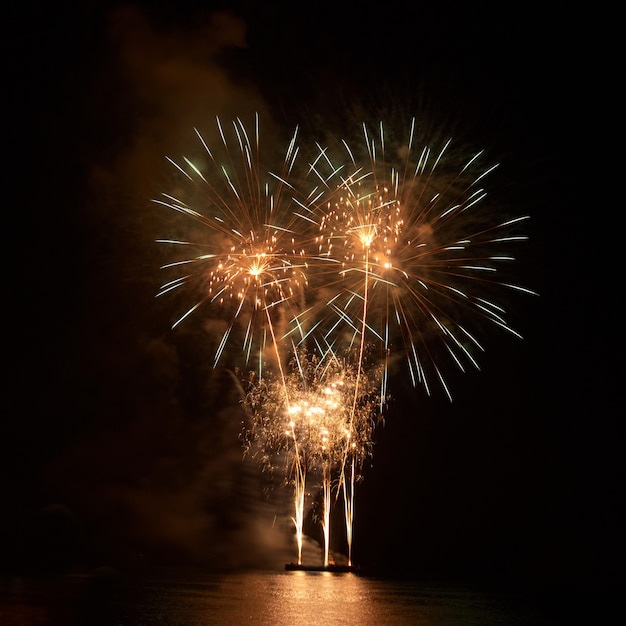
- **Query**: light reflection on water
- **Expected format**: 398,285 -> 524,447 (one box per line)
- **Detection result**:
1,569 -> 555,625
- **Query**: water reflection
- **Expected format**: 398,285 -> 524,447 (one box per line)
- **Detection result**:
242,571 -> 384,624
0,569 -> 553,626
128,571 -> 392,626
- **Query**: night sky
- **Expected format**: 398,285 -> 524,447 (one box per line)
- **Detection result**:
5,0 -> 622,589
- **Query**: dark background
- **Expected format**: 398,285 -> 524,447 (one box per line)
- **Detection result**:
4,0 -> 621,592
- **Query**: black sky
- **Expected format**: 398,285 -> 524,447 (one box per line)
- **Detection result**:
4,0 -> 622,588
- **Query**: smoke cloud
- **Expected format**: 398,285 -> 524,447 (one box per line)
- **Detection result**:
39,5 -> 304,573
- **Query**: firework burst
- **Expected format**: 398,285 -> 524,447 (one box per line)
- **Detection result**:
153,114 -> 324,377
301,118 -> 537,401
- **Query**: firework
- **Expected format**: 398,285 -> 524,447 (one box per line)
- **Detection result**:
242,348 -> 381,565
302,119 -> 536,401
154,113 -> 535,567
153,114 -> 323,378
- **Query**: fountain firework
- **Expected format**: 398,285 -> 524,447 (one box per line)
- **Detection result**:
242,349 -> 381,566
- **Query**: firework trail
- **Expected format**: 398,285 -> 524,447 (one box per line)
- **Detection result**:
153,114 -> 372,565
277,119 -> 536,564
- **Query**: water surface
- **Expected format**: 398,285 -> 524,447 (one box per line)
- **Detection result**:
0,568 -> 603,625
